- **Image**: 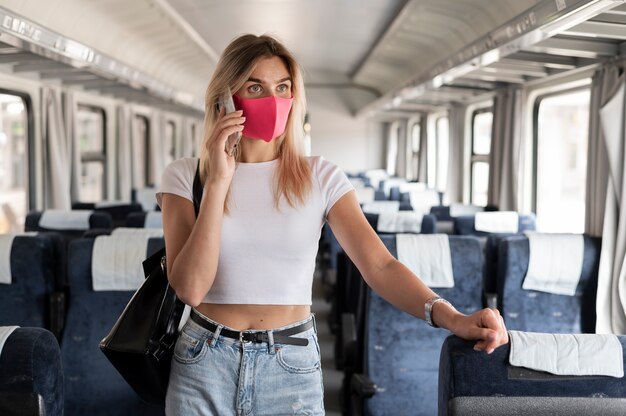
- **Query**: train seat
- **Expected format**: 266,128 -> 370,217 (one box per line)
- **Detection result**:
439,334 -> 626,416
0,327 -> 63,416
72,202 -> 143,228
453,212 -> 536,236
25,210 -> 113,242
349,235 -> 483,416
0,234 -> 62,336
61,237 -> 165,415
364,212 -> 436,234
497,234 -> 600,333
125,211 -> 163,228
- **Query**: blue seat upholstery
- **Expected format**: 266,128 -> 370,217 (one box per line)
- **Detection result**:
483,233 -> 519,294
430,205 -> 452,221
497,235 -> 600,333
26,211 -> 113,233
453,213 -> 536,236
0,327 -> 63,416
439,335 -> 626,416
353,235 -> 483,416
72,202 -> 143,228
61,237 -> 165,415
0,235 -> 57,331
125,212 -> 147,227
373,190 -> 386,200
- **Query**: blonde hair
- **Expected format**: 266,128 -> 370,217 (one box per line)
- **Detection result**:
199,34 -> 311,213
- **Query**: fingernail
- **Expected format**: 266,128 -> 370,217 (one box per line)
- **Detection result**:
487,348 -> 494,354
473,345 -> 480,351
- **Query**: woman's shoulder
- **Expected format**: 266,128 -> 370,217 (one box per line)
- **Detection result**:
305,155 -> 337,172
164,157 -> 199,178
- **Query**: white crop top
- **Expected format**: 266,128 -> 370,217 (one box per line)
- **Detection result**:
156,156 -> 354,305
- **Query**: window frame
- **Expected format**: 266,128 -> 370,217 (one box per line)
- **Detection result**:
531,86 -> 590,215
77,103 -> 108,201
0,88 -> 34,211
469,107 -> 493,206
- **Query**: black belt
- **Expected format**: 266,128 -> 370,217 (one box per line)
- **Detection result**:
189,310 -> 313,346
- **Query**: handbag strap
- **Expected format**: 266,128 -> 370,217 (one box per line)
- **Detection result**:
192,159 -> 203,217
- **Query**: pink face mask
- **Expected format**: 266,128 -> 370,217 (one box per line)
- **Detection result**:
232,95 -> 293,142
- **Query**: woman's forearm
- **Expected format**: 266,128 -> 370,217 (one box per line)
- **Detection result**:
363,258 -> 464,332
169,181 -> 228,306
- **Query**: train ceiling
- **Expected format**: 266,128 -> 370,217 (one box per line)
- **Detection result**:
0,0 -> 623,116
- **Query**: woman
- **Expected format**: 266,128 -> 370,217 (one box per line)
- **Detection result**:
157,34 -> 508,415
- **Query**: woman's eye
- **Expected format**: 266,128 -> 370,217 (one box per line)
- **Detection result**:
277,84 -> 289,93
248,85 -> 262,93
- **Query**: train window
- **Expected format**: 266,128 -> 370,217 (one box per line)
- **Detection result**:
534,88 -> 590,233
408,121 -> 420,180
77,105 -> 106,203
132,115 -> 151,187
470,109 -> 493,206
0,94 -> 28,233
164,120 -> 176,166
435,116 -> 449,192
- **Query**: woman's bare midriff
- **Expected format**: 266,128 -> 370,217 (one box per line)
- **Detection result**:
194,303 -> 311,331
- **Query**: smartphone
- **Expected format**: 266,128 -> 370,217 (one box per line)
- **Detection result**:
219,87 -> 242,157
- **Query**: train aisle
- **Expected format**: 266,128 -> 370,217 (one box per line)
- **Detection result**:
311,265 -> 342,416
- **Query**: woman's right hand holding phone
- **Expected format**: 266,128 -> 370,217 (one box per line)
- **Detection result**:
206,108 -> 245,188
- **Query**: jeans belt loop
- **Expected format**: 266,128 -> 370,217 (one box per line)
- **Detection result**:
267,330 -> 275,355
210,324 -> 223,347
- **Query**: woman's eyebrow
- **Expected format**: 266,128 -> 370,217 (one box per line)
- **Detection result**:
247,76 -> 292,84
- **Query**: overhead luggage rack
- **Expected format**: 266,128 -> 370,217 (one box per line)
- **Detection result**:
0,6 -> 204,115
362,0 -> 626,114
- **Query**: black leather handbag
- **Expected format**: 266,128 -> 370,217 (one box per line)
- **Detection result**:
99,160 -> 203,406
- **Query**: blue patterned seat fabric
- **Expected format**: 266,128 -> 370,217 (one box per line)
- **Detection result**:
61,237 -> 165,416
439,335 -> 626,416
358,235 -> 483,416
72,202 -> 143,228
497,235 -> 600,333
125,212 -> 148,227
0,235 -> 56,331
0,327 -> 63,416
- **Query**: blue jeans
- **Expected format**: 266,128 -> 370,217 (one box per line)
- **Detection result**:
165,310 -> 325,415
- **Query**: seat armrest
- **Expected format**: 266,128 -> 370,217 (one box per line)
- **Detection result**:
484,292 -> 498,309
49,291 -> 66,341
341,313 -> 357,371
0,392 -> 45,416
350,373 -> 377,399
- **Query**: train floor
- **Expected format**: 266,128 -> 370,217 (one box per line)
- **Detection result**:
311,265 -> 342,416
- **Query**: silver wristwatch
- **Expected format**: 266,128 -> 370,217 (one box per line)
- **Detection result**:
425,296 -> 452,328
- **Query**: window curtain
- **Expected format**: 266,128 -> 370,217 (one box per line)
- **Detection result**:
63,91 -> 81,203
130,113 -> 145,190
487,87 -> 525,211
115,105 -> 132,201
149,110 -> 165,187
445,104 -> 466,204
395,120 -> 408,178
417,114 -> 428,183
180,117 -> 195,158
586,66 -> 621,237
596,72 -> 626,334
386,121 -> 399,176
405,119 -> 416,181
41,87 -> 71,210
